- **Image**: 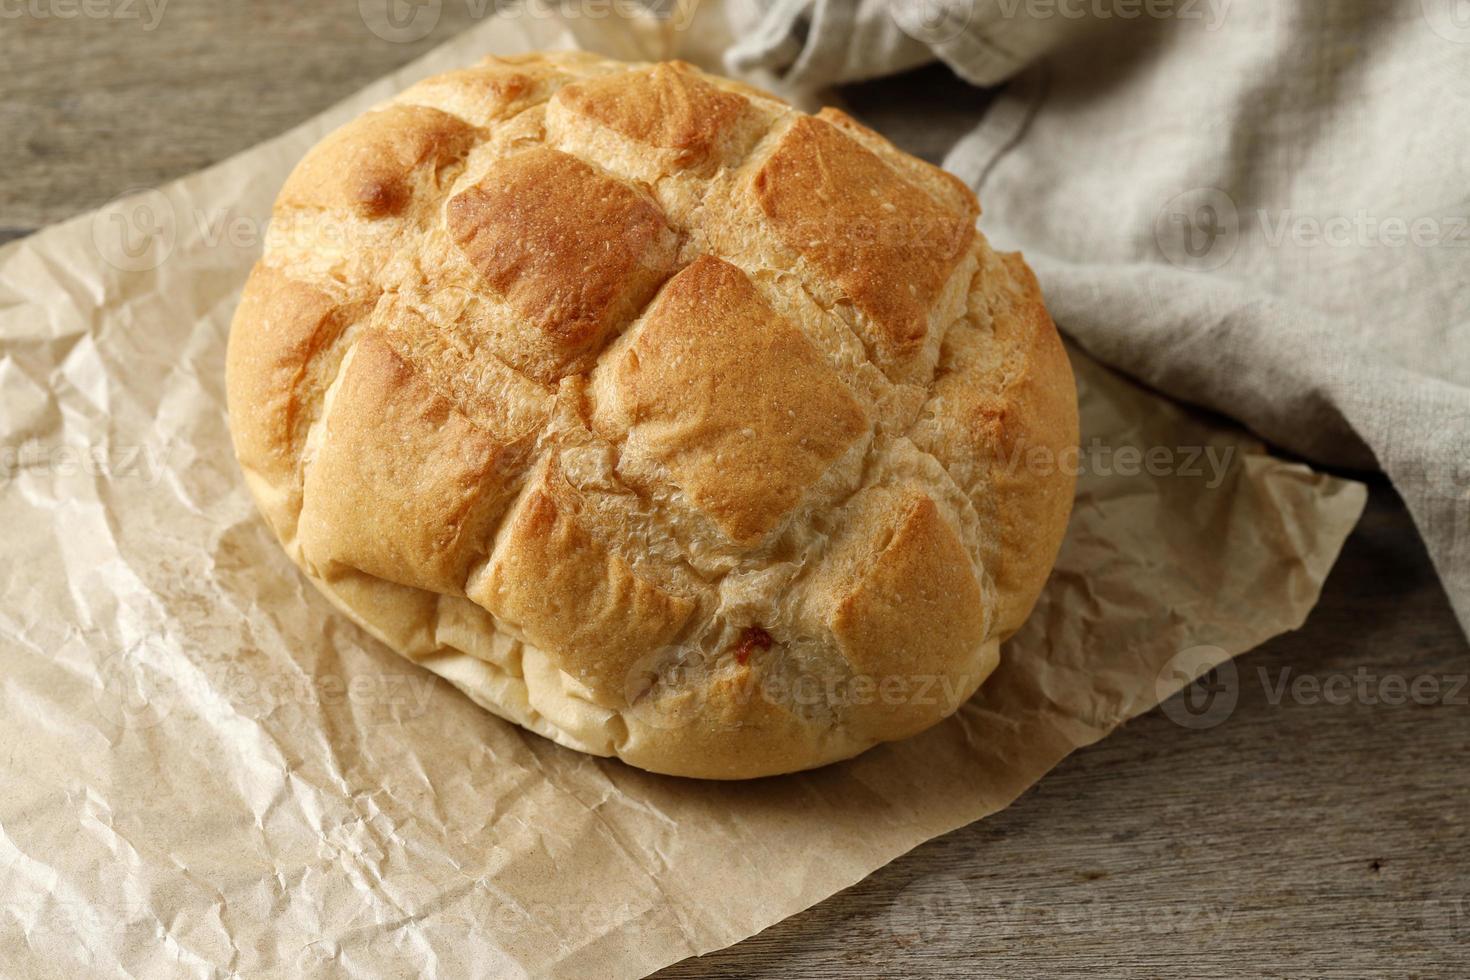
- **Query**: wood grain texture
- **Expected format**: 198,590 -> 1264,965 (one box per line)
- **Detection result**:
2,9 -> 1464,977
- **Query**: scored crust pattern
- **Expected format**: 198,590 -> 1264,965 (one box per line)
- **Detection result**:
226,52 -> 1079,779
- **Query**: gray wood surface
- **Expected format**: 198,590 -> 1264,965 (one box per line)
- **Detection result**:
2,5 -> 1465,977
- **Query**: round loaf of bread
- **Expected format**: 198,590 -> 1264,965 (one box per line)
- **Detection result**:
226,51 -> 1078,779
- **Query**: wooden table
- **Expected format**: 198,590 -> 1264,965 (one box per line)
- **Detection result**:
4,5 -> 1465,976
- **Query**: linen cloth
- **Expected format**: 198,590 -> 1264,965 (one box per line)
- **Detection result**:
725,0 -> 1470,636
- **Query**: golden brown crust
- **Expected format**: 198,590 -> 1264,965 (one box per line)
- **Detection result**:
298,331 -> 528,595
467,457 -> 696,701
224,263 -> 374,537
391,55 -> 591,127
816,486 -> 991,741
617,659 -> 839,780
553,61 -> 751,168
278,104 -> 478,219
446,147 -> 680,382
910,246 -> 1080,638
814,107 -> 980,222
752,114 -> 978,376
593,255 -> 868,546
227,53 -> 1077,779
225,264 -> 341,485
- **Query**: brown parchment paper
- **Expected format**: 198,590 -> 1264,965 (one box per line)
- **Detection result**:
0,8 -> 1368,979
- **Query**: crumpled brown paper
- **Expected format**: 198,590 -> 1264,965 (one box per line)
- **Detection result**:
0,8 -> 1367,979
